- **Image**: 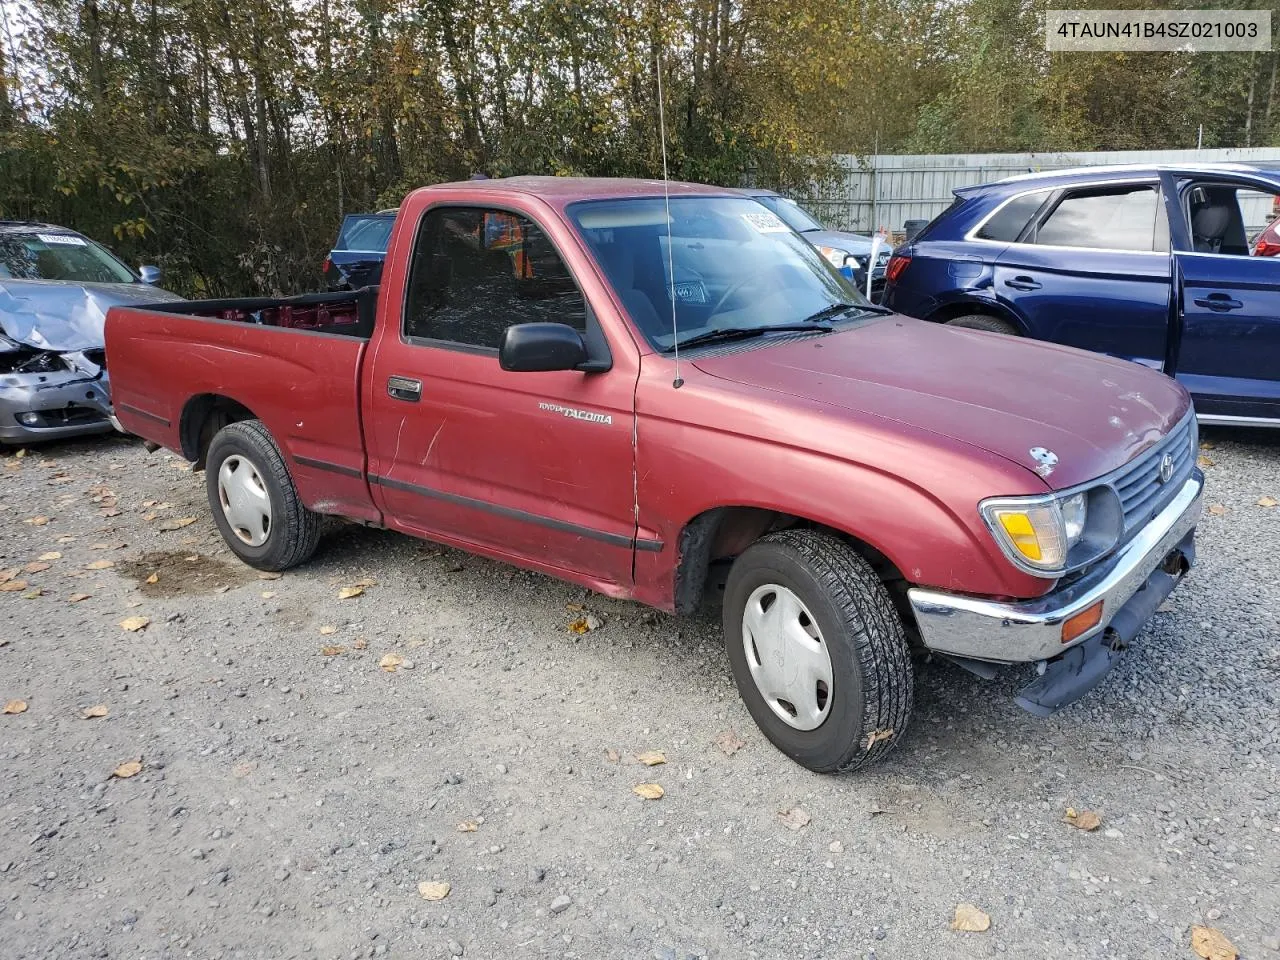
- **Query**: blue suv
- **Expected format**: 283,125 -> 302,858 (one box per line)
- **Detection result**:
882,163 -> 1280,426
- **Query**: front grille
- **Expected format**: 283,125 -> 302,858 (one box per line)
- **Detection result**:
1110,413 -> 1197,535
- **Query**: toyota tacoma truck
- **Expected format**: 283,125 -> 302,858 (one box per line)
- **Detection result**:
105,177 -> 1203,774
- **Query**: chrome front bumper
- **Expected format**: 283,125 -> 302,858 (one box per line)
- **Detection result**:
908,471 -> 1203,664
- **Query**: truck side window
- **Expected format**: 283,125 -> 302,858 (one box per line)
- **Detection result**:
403,207 -> 588,349
1029,185 -> 1160,252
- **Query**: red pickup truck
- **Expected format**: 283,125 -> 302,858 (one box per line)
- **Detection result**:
106,177 -> 1204,774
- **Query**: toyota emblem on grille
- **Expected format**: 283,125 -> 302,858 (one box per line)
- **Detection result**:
1158,453 -> 1174,484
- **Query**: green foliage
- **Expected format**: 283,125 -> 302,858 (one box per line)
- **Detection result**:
0,0 -> 1274,296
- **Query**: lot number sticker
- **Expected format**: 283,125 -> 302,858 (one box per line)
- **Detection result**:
741,211 -> 791,234
37,234 -> 87,246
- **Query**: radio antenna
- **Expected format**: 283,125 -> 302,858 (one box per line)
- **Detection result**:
655,46 -> 682,388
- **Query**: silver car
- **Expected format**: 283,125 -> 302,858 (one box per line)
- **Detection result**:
0,222 -> 182,445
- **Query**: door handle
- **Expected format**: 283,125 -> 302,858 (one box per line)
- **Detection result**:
1192,294 -> 1244,312
386,376 -> 422,402
1004,276 -> 1042,291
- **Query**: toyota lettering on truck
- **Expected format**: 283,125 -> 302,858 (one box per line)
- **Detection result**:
104,175 -> 1203,775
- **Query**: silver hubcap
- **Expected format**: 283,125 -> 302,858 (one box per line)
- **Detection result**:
742,584 -> 834,731
217,455 -> 272,547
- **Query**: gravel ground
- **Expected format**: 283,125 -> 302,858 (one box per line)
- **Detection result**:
1,429 -> 1278,960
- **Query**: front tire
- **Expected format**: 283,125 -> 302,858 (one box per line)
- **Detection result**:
205,419 -> 321,571
723,530 -> 913,773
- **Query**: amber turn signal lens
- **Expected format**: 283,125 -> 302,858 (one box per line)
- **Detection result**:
1061,601 -> 1103,645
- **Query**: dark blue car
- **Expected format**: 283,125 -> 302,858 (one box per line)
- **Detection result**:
883,163 -> 1280,426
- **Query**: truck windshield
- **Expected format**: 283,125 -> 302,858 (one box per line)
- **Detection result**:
0,232 -> 136,284
568,196 -> 866,350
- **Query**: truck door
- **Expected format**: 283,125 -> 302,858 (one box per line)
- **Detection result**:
992,180 -> 1172,369
1164,173 -> 1280,422
364,202 -> 639,587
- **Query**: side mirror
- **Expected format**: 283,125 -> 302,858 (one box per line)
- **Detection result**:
499,322 -> 588,372
138,265 -> 162,285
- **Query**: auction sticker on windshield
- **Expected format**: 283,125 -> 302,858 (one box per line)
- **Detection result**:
741,212 -> 790,233
37,234 -> 87,246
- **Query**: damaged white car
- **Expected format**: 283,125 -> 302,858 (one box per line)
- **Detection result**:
0,222 -> 182,445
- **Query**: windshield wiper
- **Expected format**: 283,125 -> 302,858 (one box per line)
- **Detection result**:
802,301 -> 892,323
662,323 -> 832,353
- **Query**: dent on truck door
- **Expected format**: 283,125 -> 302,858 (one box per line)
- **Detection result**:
364,205 -> 638,585
1171,178 -> 1280,421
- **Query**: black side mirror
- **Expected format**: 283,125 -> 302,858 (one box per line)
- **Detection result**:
499,322 -> 589,372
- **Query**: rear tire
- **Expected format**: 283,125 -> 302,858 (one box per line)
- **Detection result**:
722,530 -> 913,773
946,314 -> 1019,336
205,419 -> 322,571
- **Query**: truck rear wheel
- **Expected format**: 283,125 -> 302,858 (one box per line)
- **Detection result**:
205,419 -> 322,571
722,530 -> 913,773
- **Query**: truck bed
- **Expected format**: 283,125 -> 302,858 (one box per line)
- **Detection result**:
105,288 -> 381,523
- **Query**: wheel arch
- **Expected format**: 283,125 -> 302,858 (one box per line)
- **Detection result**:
179,393 -> 259,470
925,298 -> 1026,333
672,506 -> 909,617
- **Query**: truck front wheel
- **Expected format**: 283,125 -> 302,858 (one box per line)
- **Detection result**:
205,419 -> 322,571
722,530 -> 914,773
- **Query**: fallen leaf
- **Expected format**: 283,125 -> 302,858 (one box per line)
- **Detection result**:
715,730 -> 746,756
22,589 -> 42,599
23,562 -> 50,573
112,760 -> 143,779
778,807 -> 812,831
14,448 -> 25,458
380,653 -> 404,672
90,543 -> 110,550
119,616 -> 150,632
418,881 -> 451,901
605,748 -> 620,763
1063,808 -> 1102,832
67,593 -> 92,603
635,750 -> 666,766
101,509 -> 121,518
338,585 -> 364,600
320,644 -> 346,656
352,577 -> 378,587
950,903 -> 991,932
568,616 -> 590,635
456,820 -> 479,833
0,580 -> 29,592
38,551 -> 61,561
1208,503 -> 1227,516
232,762 -> 256,778
0,567 -> 19,582
1198,455 -> 1215,469
565,602 -> 584,612
632,783 -> 664,800
82,704 -> 109,719
261,590 -> 276,599
86,559 -> 115,570
56,535 -> 75,543
145,573 -> 159,584
1258,496 -> 1278,508
865,728 -> 894,750
1191,925 -> 1238,960
352,638 -> 368,650
258,572 -> 282,581
158,517 -> 197,531
3,699 -> 28,714
319,625 -> 337,635
25,515 -> 49,525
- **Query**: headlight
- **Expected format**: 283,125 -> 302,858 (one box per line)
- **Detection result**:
980,488 -> 1120,577
816,245 -> 850,268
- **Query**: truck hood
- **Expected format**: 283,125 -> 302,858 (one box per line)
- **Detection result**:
691,315 -> 1191,488
0,279 -> 183,352
801,230 -> 892,257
